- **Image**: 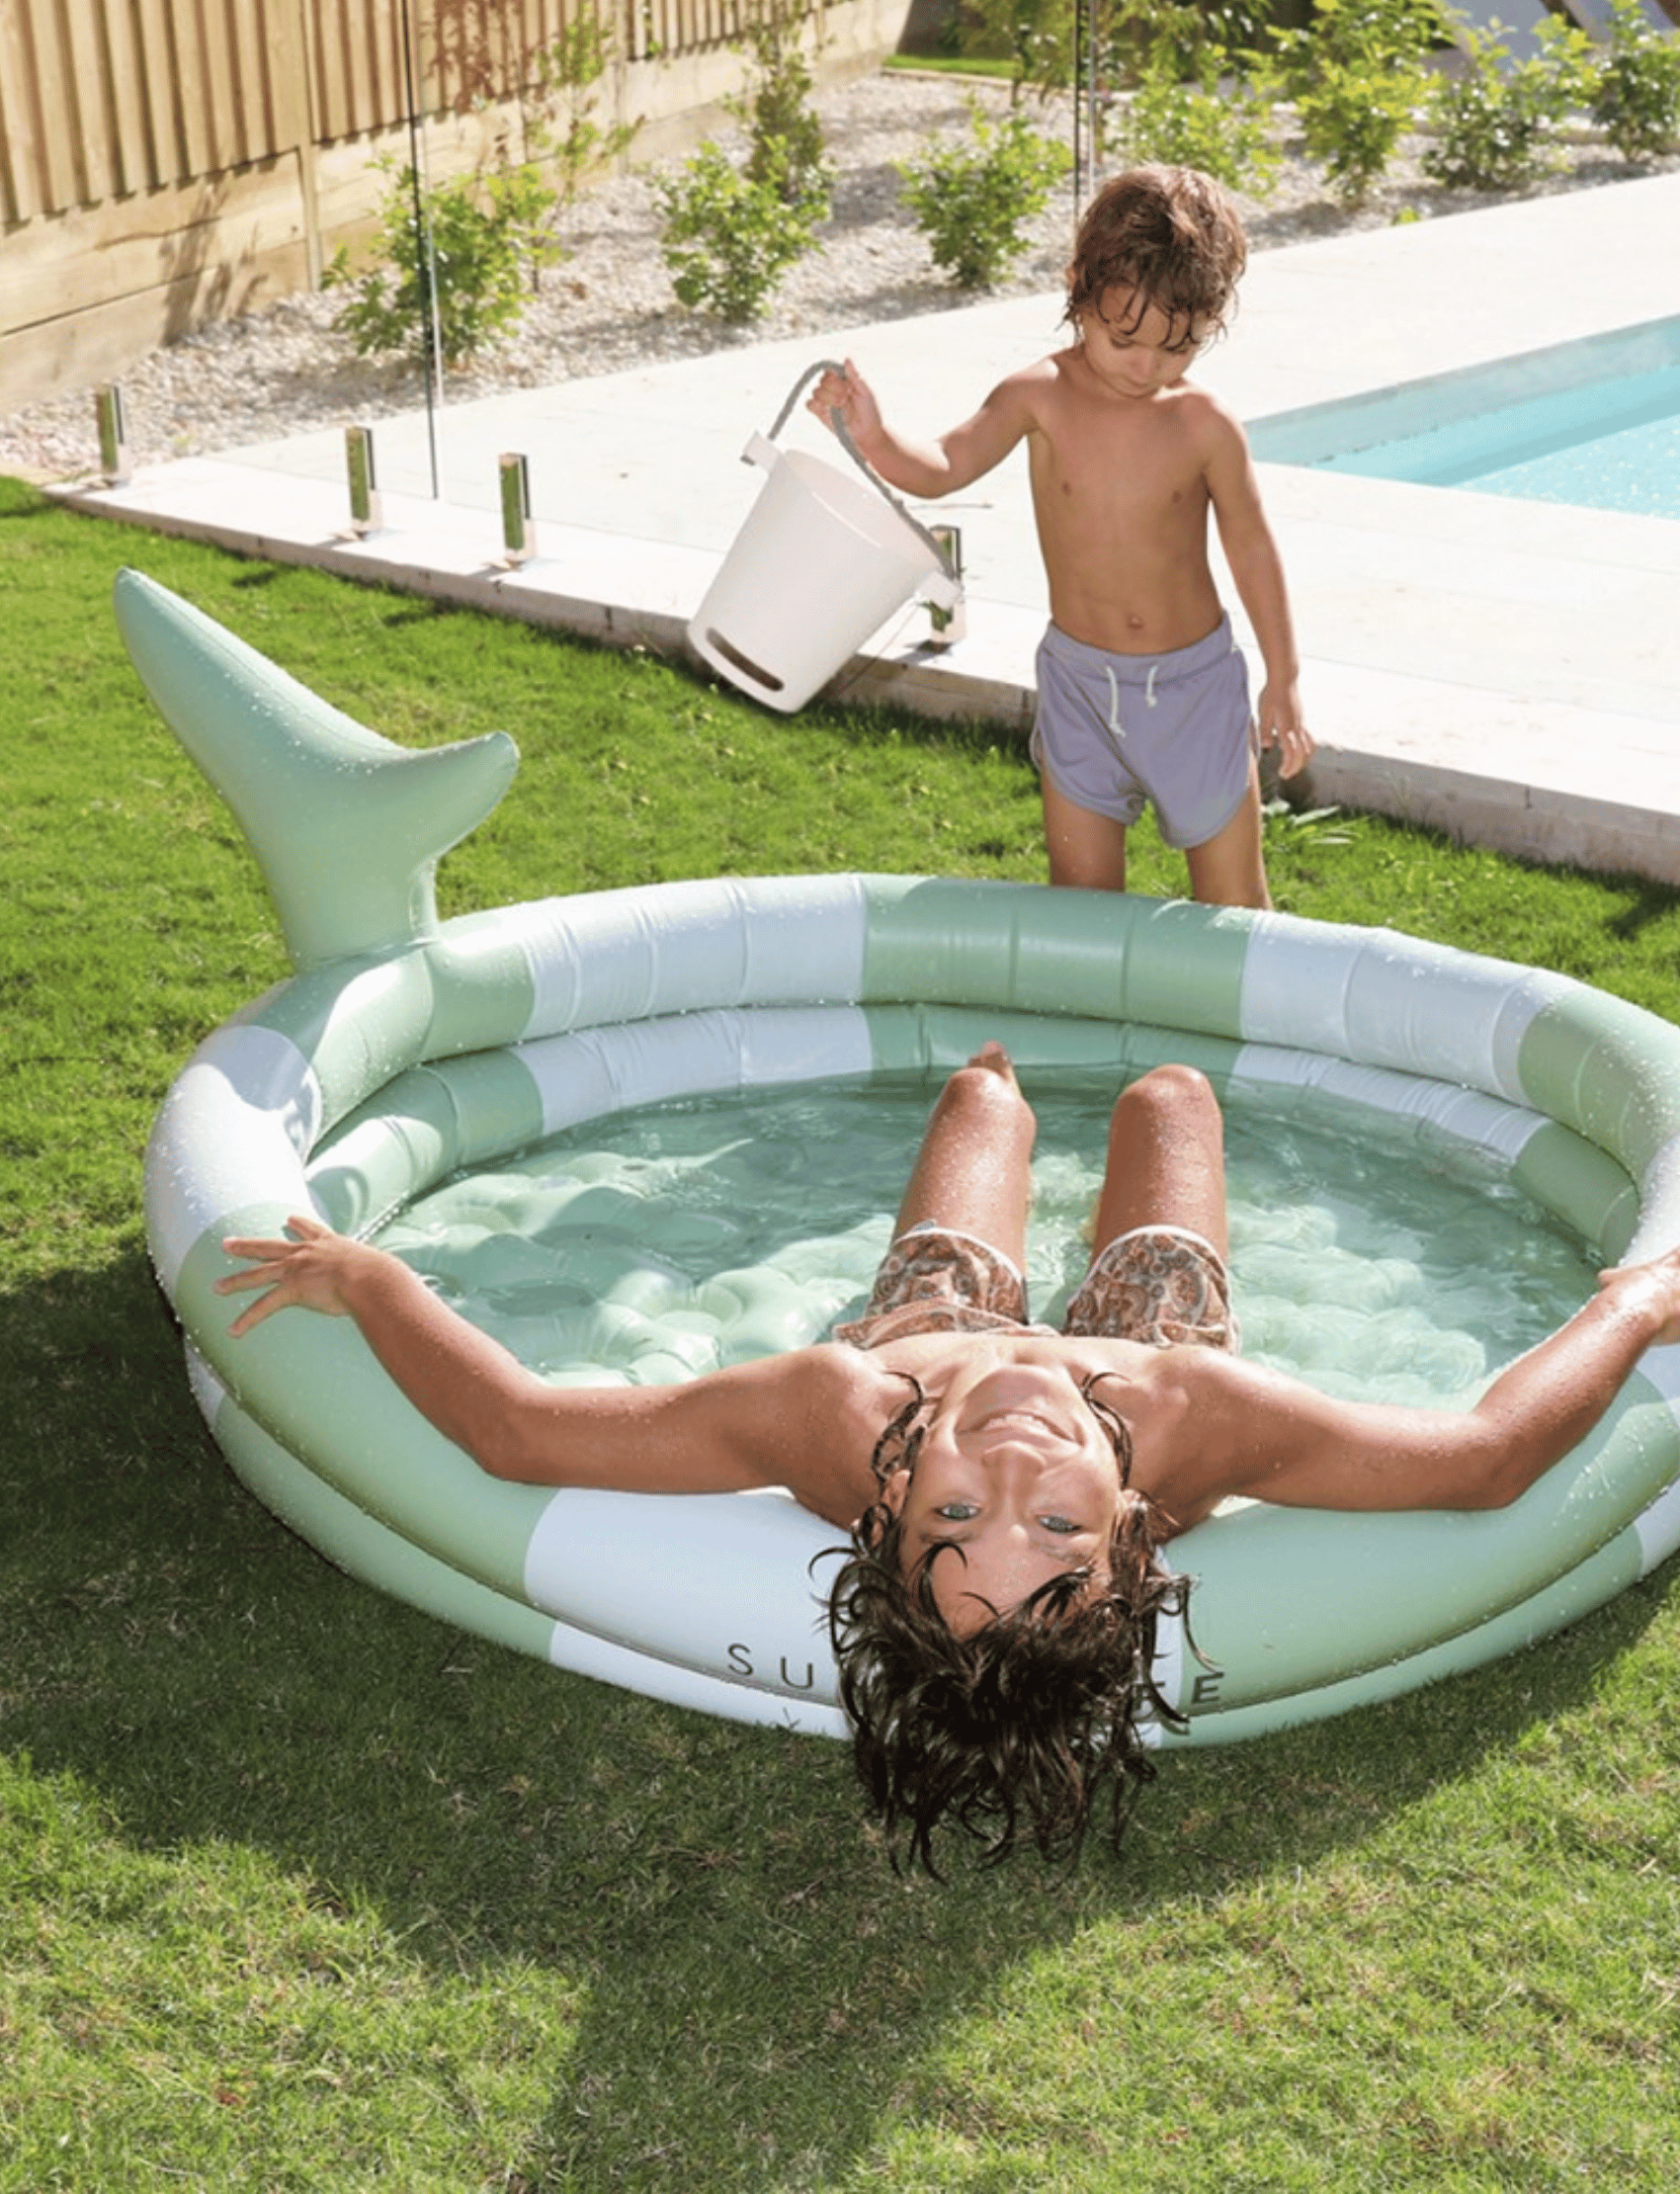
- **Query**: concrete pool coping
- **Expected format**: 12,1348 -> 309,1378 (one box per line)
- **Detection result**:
51,168 -> 1680,885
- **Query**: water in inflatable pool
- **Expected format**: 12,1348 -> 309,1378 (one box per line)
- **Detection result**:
378,1070 -> 1598,1412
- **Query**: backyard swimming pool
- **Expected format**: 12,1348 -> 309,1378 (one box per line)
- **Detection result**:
1248,314 -> 1680,522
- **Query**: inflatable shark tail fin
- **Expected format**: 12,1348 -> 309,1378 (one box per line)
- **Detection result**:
115,568 -> 519,974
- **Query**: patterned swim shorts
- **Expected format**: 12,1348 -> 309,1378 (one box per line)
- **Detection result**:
1063,1224 -> 1238,1352
832,1224 -> 1043,1348
835,1221 -> 1236,1354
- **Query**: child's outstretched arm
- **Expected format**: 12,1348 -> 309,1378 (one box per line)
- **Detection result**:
214,1216 -> 784,1498
807,358 -> 1033,500
1205,410 -> 1313,781
1170,1243 -> 1680,1522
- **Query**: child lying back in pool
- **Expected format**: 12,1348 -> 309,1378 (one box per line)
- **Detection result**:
219,1046 -> 1680,1873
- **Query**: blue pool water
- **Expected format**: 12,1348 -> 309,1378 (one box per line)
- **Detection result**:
1248,317 -> 1680,521
1319,364 -> 1680,519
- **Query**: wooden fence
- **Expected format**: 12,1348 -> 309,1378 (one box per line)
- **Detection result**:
0,0 -> 906,409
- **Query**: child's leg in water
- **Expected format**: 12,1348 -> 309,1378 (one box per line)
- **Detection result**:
1087,1063 -> 1230,1259
889,1045 -> 1037,1269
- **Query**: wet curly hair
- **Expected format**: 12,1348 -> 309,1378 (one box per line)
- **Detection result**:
825,1375 -> 1198,1875
1064,164 -> 1248,350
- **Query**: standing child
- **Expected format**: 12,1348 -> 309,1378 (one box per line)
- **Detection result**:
809,164 -> 1312,910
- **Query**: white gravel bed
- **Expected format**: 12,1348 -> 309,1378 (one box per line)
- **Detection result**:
1,68 -> 1669,480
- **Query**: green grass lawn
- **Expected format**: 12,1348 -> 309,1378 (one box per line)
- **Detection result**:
2,476 -> 1676,2190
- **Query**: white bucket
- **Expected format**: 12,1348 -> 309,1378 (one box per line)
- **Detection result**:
688,431 -> 962,714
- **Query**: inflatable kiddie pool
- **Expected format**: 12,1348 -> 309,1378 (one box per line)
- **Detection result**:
126,570 -> 1680,1747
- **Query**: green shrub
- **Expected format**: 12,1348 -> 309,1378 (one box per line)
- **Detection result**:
1591,0 -> 1680,159
1107,45 -> 1281,196
727,0 -> 834,220
959,0 -> 1277,101
938,0 -> 1275,107
325,157 -> 557,369
1278,0 -> 1443,205
964,0 -> 1078,100
898,105 -> 1073,290
1423,13 -> 1597,191
323,5 -> 631,371
1298,62 -> 1420,205
655,141 -> 819,321
527,5 -> 641,228
1106,0 -> 1277,86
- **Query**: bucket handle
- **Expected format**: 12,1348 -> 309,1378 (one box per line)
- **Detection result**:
761,360 -> 962,595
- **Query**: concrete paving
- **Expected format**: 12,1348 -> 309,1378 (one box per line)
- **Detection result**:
55,169 -> 1680,884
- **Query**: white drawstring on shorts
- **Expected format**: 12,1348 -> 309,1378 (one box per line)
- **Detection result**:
1105,662 -> 1159,744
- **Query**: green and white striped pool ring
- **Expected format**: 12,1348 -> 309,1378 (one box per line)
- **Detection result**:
125,570 -> 1680,1747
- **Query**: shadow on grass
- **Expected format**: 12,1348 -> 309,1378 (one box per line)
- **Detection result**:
377,599 -> 461,630
2,1245 -> 1673,2184
1605,878 -> 1680,943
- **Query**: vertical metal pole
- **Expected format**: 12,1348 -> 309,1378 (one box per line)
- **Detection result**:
398,0 -> 443,499
1085,0 -> 1100,207
1078,0 -> 1092,226
928,525 -> 966,646
95,386 -> 129,485
346,426 -> 381,536
499,453 -> 536,565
